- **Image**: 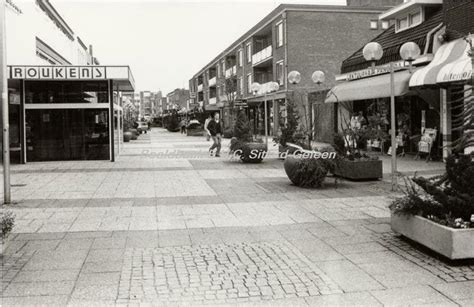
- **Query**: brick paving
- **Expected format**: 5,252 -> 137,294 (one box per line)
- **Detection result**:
1,128 -> 472,306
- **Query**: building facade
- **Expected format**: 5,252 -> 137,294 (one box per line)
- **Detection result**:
188,2 -> 403,140
4,0 -> 134,164
166,88 -> 190,111
326,0 -> 473,159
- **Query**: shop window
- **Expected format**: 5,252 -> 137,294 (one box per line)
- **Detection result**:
276,21 -> 284,47
370,20 -> 378,30
25,81 -> 108,104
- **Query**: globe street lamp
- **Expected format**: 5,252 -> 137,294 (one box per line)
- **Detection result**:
251,81 -> 279,145
287,70 -> 326,145
362,41 -> 420,191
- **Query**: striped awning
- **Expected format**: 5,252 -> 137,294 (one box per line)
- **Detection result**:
437,35 -> 473,84
409,38 -> 467,87
325,69 -> 415,103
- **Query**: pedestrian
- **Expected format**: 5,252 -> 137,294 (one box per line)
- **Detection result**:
207,112 -> 223,157
204,114 -> 212,142
180,118 -> 186,134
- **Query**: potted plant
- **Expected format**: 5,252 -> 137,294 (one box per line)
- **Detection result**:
229,110 -> 267,163
332,113 -> 386,180
186,118 -> 204,136
1,210 -> 15,255
166,111 -> 180,132
123,118 -> 133,142
284,149 -> 335,188
273,96 -> 306,159
390,154 -> 474,260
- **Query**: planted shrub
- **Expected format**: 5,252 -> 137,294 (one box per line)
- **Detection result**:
166,112 -> 180,132
223,128 -> 233,139
389,153 -> 474,229
284,153 -> 334,188
1,210 -> 15,239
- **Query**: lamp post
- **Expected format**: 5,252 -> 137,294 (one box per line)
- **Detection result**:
287,70 -> 326,145
362,41 -> 420,191
250,81 -> 279,146
1,0 -> 11,204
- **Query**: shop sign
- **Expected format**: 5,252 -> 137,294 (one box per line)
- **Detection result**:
9,66 -> 106,80
340,61 -> 409,81
440,70 -> 472,83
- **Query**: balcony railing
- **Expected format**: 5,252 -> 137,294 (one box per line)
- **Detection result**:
209,77 -> 216,86
254,81 -> 280,96
209,97 -> 217,105
198,84 -> 203,92
252,46 -> 272,66
225,66 -> 237,78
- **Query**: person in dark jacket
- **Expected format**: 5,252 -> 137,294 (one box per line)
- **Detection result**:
207,112 -> 223,157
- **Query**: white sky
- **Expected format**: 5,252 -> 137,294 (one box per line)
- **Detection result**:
52,0 -> 346,94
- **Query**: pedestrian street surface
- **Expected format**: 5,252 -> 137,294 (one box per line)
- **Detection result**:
1,128 -> 473,306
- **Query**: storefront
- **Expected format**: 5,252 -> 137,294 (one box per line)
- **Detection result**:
409,35 -> 473,158
325,62 -> 442,157
7,65 -> 135,163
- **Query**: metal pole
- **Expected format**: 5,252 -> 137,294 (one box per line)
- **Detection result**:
264,92 -> 268,146
389,62 -> 397,191
1,0 -> 11,204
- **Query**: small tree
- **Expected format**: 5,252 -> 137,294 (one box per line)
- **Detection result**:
273,95 -> 307,148
166,110 -> 180,132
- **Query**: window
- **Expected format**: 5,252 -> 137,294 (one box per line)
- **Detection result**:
238,50 -> 243,67
247,74 -> 252,93
239,77 -> 243,94
217,64 -> 221,77
395,8 -> 424,32
276,61 -> 284,85
25,81 -> 108,104
370,20 -> 378,30
276,21 -> 284,47
409,11 -> 421,25
246,43 -> 252,63
381,21 -> 390,30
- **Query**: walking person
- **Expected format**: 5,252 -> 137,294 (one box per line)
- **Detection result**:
180,118 -> 186,134
204,114 -> 212,142
208,112 -> 223,157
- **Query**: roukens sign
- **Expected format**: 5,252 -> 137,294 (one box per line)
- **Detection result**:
9,66 -> 106,80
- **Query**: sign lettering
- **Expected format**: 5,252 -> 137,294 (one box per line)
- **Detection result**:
8,66 -> 108,80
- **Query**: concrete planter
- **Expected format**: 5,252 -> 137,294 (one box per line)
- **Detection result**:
186,128 -> 204,137
334,159 -> 382,180
123,131 -> 133,142
240,142 -> 268,163
129,129 -> 139,140
391,213 -> 474,260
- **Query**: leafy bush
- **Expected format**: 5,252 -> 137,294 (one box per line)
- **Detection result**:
389,153 -> 474,228
273,97 -> 307,148
1,210 -> 15,239
223,128 -> 233,139
166,112 -> 180,132
233,110 -> 252,143
284,156 -> 333,188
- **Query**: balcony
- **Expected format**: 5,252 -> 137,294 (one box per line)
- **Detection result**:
209,77 -> 216,87
252,46 -> 272,66
198,84 -> 203,92
225,66 -> 237,78
209,97 -> 217,105
254,81 -> 280,96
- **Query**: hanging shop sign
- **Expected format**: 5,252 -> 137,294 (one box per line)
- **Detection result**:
9,66 -> 106,80
336,60 -> 409,82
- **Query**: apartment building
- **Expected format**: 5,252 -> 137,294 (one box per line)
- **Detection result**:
189,2 -> 402,140
166,88 -> 190,111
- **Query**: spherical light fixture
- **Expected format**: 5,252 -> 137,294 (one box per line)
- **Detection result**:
399,42 -> 421,61
362,42 -> 383,62
311,70 -> 326,85
287,71 -> 301,85
250,82 -> 261,94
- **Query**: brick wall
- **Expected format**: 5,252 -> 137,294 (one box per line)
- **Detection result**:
286,10 -> 384,142
443,0 -> 474,40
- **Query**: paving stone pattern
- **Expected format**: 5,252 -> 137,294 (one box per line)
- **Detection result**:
118,241 -> 342,304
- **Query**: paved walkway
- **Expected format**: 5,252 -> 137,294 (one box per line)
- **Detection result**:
1,128 -> 472,306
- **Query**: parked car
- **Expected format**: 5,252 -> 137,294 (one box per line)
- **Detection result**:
136,121 -> 149,134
